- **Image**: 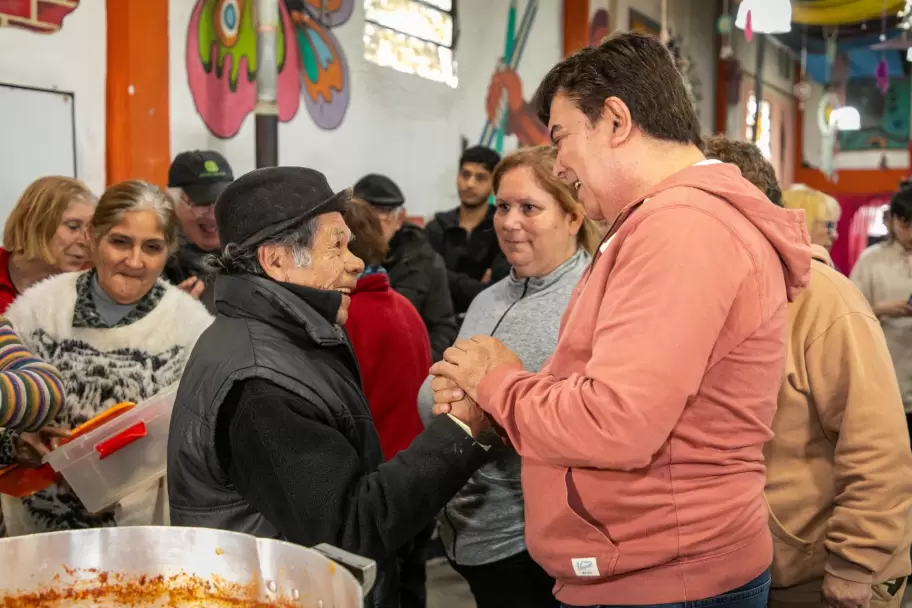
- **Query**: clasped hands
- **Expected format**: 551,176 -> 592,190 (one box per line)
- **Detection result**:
429,335 -> 521,439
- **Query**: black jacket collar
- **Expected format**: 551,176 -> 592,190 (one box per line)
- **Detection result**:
214,274 -> 345,346
433,205 -> 496,232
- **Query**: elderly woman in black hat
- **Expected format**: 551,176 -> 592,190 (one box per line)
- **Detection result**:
167,167 -> 490,608
353,174 -> 457,362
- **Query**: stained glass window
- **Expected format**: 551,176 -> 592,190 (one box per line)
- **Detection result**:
363,0 -> 458,88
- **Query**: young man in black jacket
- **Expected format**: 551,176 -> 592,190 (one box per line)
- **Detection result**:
426,146 -> 511,316
167,167 -> 490,608
353,174 -> 457,361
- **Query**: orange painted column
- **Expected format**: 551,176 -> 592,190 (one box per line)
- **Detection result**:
563,0 -> 590,58
105,0 -> 170,188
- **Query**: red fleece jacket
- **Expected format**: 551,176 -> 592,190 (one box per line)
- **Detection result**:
346,273 -> 431,460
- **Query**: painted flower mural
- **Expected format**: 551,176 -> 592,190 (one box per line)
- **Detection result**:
187,0 -> 352,139
0,0 -> 80,33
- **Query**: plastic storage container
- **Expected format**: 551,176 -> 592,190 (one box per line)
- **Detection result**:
44,385 -> 178,513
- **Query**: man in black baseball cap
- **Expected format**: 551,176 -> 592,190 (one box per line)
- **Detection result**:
168,166 -> 489,608
353,174 -> 457,362
164,150 -> 235,312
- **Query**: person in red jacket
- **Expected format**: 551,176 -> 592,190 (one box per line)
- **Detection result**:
343,198 -> 435,608
344,199 -> 430,459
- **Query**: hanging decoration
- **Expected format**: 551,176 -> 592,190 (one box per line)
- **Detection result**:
876,58 -> 890,92
876,0 -> 891,93
818,91 -> 839,180
667,35 -> 702,112
736,0 -> 792,39
718,0 -> 734,58
819,32 -> 842,180
901,0 -> 912,29
794,27 -> 812,109
660,0 -> 670,44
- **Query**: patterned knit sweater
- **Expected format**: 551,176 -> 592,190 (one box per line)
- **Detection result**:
0,271 -> 212,534
0,316 -> 64,438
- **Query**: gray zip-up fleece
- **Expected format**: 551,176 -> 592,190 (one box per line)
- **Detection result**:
417,248 -> 590,566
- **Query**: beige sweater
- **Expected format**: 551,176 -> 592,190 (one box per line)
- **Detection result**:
766,246 -> 912,588
850,240 -> 912,412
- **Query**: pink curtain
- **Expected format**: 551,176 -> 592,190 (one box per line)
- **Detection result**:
830,193 -> 892,274
847,205 -> 881,272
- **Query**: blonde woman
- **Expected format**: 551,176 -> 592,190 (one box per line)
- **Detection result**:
0,177 -> 96,313
418,146 -> 598,608
783,185 -> 841,251
0,180 -> 212,535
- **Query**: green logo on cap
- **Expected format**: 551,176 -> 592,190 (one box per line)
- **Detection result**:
204,160 -> 220,173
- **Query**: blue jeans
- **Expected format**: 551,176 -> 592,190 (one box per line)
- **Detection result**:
562,569 -> 771,608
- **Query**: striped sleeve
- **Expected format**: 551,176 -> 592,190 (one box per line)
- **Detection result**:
0,317 -> 64,432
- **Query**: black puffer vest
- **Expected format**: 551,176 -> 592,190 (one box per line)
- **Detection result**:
167,273 -> 393,606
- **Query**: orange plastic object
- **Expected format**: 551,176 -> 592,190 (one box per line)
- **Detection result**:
0,402 -> 136,497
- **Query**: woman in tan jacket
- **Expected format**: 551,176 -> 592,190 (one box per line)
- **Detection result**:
705,136 -> 912,608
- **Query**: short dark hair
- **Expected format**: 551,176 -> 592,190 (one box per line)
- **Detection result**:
460,146 -> 501,174
703,136 -> 783,206
891,188 -> 912,222
533,32 -> 701,147
344,199 -> 389,266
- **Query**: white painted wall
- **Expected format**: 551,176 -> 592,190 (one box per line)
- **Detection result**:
0,2 -> 106,195
591,0 -> 717,133
169,0 -> 561,218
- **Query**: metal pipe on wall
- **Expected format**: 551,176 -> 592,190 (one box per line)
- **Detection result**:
255,0 -> 279,168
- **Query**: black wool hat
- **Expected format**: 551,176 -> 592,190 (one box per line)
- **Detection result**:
215,166 -> 350,250
353,174 -> 405,209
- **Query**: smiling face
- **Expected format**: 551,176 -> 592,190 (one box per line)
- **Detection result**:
260,212 -> 365,325
50,199 -> 96,272
94,210 -> 170,304
174,191 -> 221,251
494,165 -> 582,279
549,93 -> 633,222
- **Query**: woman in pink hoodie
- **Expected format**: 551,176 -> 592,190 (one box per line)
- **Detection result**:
430,33 -> 811,608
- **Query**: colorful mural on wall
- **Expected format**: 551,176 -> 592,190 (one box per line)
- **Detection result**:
187,0 -> 352,139
480,0 -> 548,149
0,0 -> 79,33
838,78 -> 910,151
480,4 -> 618,149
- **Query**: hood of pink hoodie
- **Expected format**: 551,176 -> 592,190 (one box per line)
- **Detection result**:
635,162 -> 812,301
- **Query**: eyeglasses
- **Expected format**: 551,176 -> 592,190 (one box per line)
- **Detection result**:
818,220 -> 837,234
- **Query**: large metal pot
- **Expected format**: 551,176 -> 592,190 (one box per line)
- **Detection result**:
0,526 -> 375,607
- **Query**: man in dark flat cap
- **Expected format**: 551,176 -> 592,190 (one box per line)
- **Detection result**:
353,174 -> 457,362
167,167 -> 490,608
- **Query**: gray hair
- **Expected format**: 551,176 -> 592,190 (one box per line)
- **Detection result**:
207,217 -> 318,276
94,180 -> 180,251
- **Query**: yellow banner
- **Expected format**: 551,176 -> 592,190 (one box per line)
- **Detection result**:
791,0 -> 906,26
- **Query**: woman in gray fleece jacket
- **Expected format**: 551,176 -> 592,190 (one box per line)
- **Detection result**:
418,145 -> 599,608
